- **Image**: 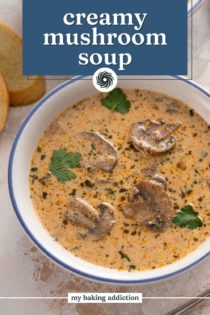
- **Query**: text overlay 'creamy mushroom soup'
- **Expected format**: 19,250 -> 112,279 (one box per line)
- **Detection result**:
30,89 -> 210,272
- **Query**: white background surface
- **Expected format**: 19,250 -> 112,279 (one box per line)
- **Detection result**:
1,0 -> 210,314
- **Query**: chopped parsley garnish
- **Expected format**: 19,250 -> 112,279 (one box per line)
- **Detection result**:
198,151 -> 208,162
49,149 -> 81,183
101,88 -> 131,114
42,191 -> 48,199
30,174 -> 38,184
106,188 -> 114,195
119,188 -> 127,193
106,188 -> 115,199
189,109 -> 194,116
69,188 -> 77,196
80,179 -> 95,188
31,167 -> 38,172
118,250 -> 131,262
91,143 -> 96,150
128,265 -> 136,272
172,205 -> 203,229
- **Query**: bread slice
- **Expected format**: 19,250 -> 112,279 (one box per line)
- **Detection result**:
0,22 -> 45,106
0,74 -> 9,133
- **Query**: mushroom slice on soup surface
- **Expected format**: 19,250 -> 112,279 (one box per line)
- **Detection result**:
45,119 -> 66,136
90,203 -> 115,240
130,120 -> 180,155
82,131 -> 117,171
66,198 -> 115,239
66,197 -> 99,230
123,180 -> 173,232
150,174 -> 167,190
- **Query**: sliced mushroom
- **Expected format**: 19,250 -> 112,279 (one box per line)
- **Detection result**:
123,180 -> 173,232
90,203 -> 115,240
82,131 -> 117,171
130,120 -> 180,155
65,198 -> 115,239
45,120 -> 66,136
66,197 -> 99,230
150,174 -> 167,190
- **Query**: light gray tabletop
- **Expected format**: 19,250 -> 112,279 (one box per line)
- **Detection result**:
0,0 -> 210,314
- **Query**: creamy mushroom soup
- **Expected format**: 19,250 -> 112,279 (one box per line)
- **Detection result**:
30,89 -> 210,271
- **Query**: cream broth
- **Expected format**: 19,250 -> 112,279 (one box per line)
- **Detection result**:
30,89 -> 210,271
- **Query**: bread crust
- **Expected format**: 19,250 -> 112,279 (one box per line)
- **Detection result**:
10,76 -> 45,106
0,22 -> 45,106
0,74 -> 9,133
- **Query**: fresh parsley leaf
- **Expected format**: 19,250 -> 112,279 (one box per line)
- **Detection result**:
172,205 -> 203,229
101,88 -> 131,114
51,168 -> 76,182
49,149 -> 81,183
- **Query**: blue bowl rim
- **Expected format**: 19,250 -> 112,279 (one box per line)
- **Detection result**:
8,75 -> 210,284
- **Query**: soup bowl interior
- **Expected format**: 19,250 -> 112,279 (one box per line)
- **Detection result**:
8,75 -> 210,284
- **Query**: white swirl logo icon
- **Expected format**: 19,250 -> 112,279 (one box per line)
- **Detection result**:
93,68 -> 118,92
